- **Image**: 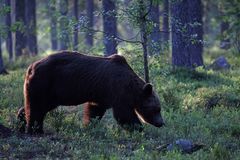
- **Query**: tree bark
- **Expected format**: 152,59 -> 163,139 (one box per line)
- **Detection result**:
59,0 -> 69,50
15,0 -> 26,57
49,0 -> 58,50
162,0 -> 169,42
102,0 -> 117,56
25,0 -> 38,55
188,0 -> 203,67
148,3 -> 161,55
85,0 -> 94,47
171,0 -> 190,68
0,36 -> 7,74
171,0 -> 203,69
5,0 -> 13,61
220,21 -> 230,49
73,0 -> 79,50
139,0 -> 149,83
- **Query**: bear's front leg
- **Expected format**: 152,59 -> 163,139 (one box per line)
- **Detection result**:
113,107 -> 143,131
26,109 -> 46,134
83,102 -> 107,126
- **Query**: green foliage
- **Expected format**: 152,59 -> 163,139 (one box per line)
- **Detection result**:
0,0 -> 9,38
118,0 -> 160,36
0,4 -> 10,17
0,0 -> 25,38
0,47 -> 240,159
4,55 -> 40,70
221,0 -> 240,51
209,143 -> 231,160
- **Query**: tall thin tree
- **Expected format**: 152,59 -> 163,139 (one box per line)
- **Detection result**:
25,0 -> 38,55
139,0 -> 149,82
162,0 -> 169,42
49,0 -> 58,50
73,0 -> 79,50
102,0 -> 117,56
59,0 -> 69,50
85,0 -> 94,47
15,0 -> 26,57
0,36 -> 7,74
5,0 -> 13,61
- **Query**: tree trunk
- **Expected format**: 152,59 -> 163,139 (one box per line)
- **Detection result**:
188,0 -> 203,67
203,0 -> 210,35
139,0 -> 149,83
15,0 -> 26,57
148,4 -> 161,55
220,21 -> 230,49
102,0 -> 117,56
171,0 -> 203,69
25,0 -> 38,55
85,0 -> 94,47
5,0 -> 13,62
73,0 -> 79,50
171,0 -> 190,68
0,37 -> 7,74
49,0 -> 58,50
162,0 -> 169,42
59,0 -> 69,50
122,0 -> 135,39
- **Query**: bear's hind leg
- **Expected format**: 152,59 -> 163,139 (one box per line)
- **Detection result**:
27,110 -> 46,134
17,107 -> 27,133
113,107 -> 143,131
83,102 -> 106,126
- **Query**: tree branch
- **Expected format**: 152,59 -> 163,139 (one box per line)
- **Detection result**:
78,25 -> 142,44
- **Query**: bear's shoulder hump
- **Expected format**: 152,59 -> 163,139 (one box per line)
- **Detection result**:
108,54 -> 127,64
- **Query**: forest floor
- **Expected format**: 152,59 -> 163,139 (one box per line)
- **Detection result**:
0,48 -> 240,159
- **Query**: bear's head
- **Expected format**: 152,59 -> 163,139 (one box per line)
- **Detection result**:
135,83 -> 165,128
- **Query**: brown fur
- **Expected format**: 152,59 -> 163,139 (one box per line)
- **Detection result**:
17,51 -> 164,134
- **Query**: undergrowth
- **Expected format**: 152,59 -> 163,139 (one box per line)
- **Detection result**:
0,47 -> 239,159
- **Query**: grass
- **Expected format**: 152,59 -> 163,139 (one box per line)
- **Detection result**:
0,48 -> 240,159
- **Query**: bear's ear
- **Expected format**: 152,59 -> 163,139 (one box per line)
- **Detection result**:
143,83 -> 153,96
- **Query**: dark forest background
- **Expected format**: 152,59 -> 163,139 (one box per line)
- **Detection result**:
0,0 -> 239,76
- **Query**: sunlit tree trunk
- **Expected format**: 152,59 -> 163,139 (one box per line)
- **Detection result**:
49,0 -> 58,50
25,0 -> 38,55
5,0 -> 13,61
0,36 -> 7,74
15,0 -> 26,57
102,0 -> 117,56
85,0 -> 94,47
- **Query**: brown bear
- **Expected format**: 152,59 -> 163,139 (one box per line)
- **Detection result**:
17,51 -> 164,134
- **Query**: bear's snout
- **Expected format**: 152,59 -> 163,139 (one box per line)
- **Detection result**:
153,116 -> 165,127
